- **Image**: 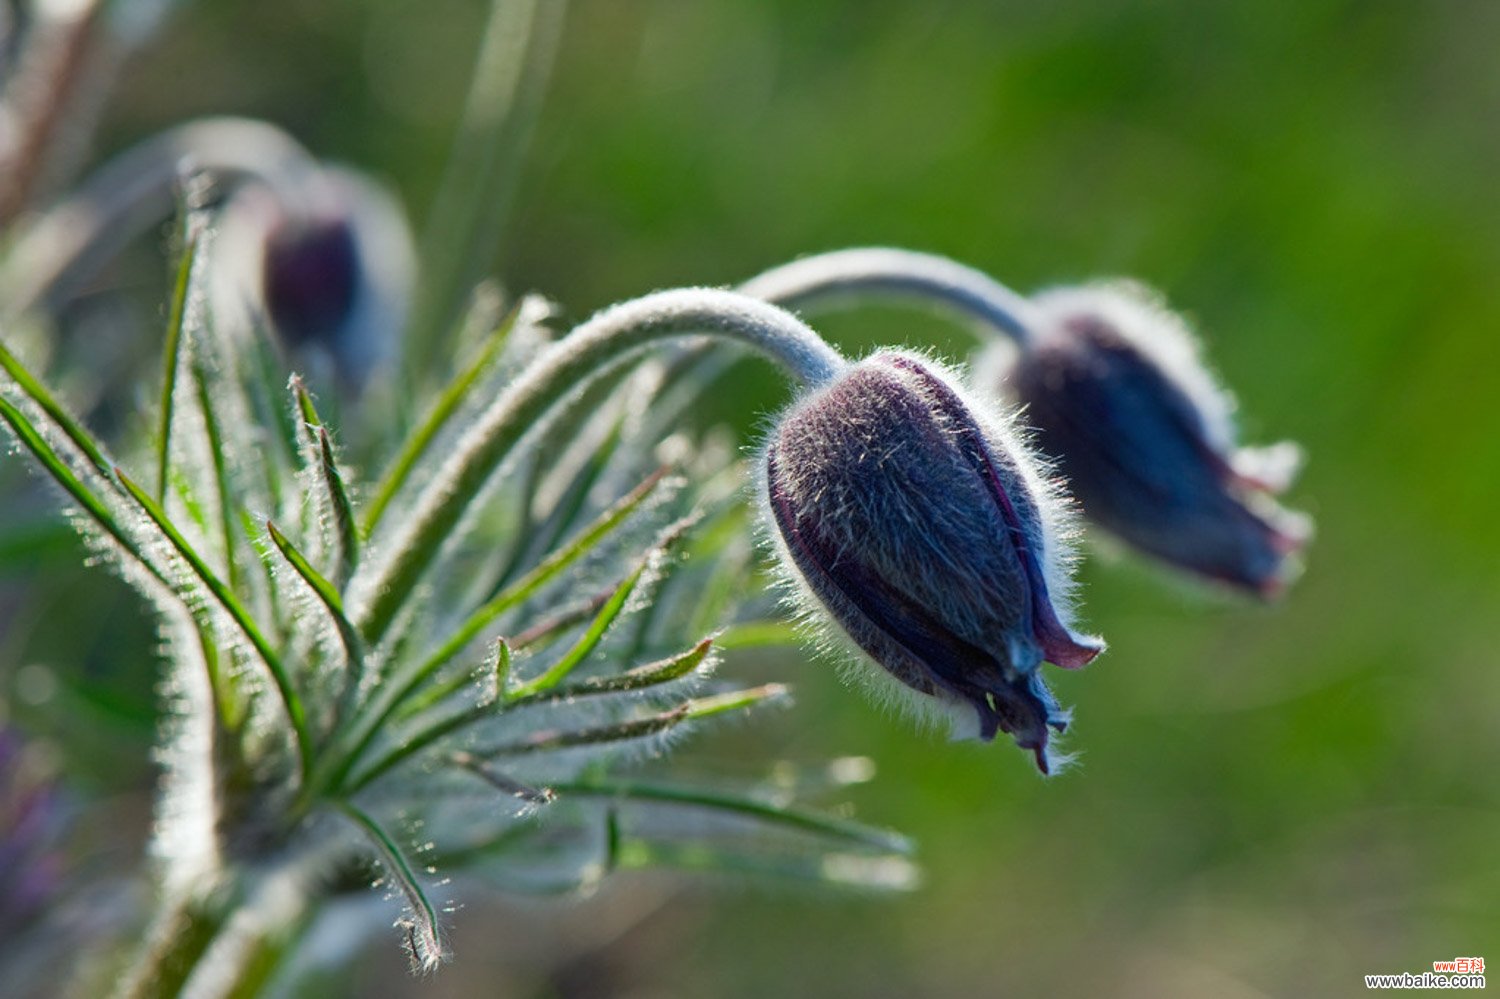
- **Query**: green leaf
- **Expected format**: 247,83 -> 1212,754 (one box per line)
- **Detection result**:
363,296 -> 527,536
545,775 -> 911,855
484,370 -> 631,595
0,397 -> 165,587
313,465 -> 675,803
427,466 -> 672,678
245,332 -> 299,509
333,801 -> 445,972
0,398 -> 252,728
317,427 -> 359,585
476,683 -> 787,757
114,466 -> 313,781
398,630 -> 521,722
516,636 -> 712,705
505,554 -> 648,700
0,339 -> 112,475
505,585 -> 614,651
511,414 -> 625,582
265,520 -> 365,674
192,364 -> 242,591
289,374 -> 323,431
289,377 -> 359,584
345,640 -> 717,795
156,223 -> 200,501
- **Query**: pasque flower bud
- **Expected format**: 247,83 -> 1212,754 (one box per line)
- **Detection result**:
261,212 -> 362,351
991,282 -> 1310,595
214,165 -> 415,389
763,350 -> 1102,773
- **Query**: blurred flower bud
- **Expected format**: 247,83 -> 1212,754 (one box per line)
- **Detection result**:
213,165 -> 415,389
985,282 -> 1310,596
763,350 -> 1102,773
262,212 -> 361,350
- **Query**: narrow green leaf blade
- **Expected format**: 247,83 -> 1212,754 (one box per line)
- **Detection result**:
333,801 -> 445,972
114,466 -> 313,780
289,374 -> 323,431
518,636 -> 712,705
546,775 -> 911,855
193,365 -> 241,591
156,224 -> 201,501
266,520 -> 364,671
316,466 -> 673,803
363,296 -> 526,536
289,377 -> 359,583
0,397 -> 162,585
478,684 -> 787,757
505,556 -> 648,699
402,465 -> 671,703
317,427 -> 359,584
0,339 -> 111,475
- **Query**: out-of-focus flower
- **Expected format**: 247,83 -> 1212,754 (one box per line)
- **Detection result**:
762,350 -> 1102,773
213,165 -> 415,389
987,281 -> 1311,595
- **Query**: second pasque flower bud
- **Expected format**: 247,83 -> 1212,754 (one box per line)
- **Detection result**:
763,350 -> 1102,773
214,166 -> 415,390
989,282 -> 1310,595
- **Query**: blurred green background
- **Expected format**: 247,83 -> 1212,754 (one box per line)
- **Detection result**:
15,0 -> 1500,995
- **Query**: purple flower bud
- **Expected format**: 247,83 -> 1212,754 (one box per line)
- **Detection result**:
991,282 -> 1311,596
262,213 -> 362,351
213,166 -> 415,388
762,350 -> 1103,773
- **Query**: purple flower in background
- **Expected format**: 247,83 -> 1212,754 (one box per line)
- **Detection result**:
213,165 -> 415,389
262,213 -> 362,352
991,282 -> 1311,596
763,350 -> 1102,773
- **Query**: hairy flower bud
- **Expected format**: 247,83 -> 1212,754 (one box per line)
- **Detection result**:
214,165 -> 415,389
987,282 -> 1310,595
763,350 -> 1102,773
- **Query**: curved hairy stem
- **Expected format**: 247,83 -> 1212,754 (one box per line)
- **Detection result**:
740,246 -> 1040,347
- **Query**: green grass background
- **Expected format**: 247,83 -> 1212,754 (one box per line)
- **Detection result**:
18,0 -> 1500,995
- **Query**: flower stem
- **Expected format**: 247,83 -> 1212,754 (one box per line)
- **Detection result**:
739,246 -> 1040,347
